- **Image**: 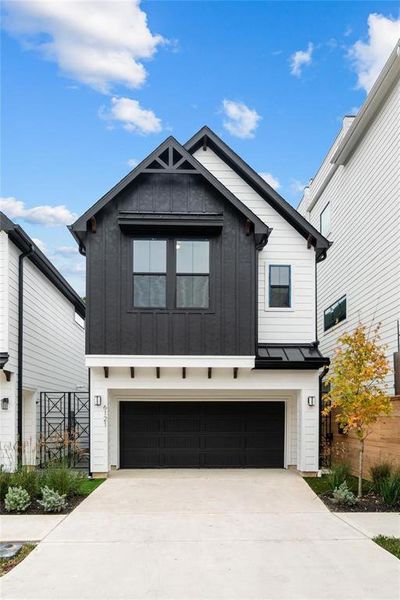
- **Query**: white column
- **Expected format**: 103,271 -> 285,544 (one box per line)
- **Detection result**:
90,368 -> 109,475
297,375 -> 320,473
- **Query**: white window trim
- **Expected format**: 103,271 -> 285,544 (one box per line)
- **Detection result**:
264,262 -> 294,312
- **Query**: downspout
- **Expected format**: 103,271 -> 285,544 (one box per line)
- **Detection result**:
17,243 -> 34,466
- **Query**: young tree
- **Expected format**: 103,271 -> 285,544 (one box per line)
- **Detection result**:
324,324 -> 392,497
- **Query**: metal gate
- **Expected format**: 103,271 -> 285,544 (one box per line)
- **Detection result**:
319,381 -> 332,469
39,392 -> 89,469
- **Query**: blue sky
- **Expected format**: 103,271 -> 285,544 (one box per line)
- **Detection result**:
1,1 -> 399,294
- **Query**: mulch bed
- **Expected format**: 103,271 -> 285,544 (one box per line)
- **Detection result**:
0,495 -> 86,516
319,491 -> 400,513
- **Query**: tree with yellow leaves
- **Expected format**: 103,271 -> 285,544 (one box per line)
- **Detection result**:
324,323 -> 392,497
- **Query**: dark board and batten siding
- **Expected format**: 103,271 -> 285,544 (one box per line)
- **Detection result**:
86,172 -> 256,355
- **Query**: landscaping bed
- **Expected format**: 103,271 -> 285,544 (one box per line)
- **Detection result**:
373,536 -> 400,560
0,465 -> 105,516
305,463 -> 400,513
0,544 -> 35,577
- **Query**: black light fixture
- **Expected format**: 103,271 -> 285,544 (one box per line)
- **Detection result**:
94,395 -> 102,406
307,396 -> 316,407
1,397 -> 9,410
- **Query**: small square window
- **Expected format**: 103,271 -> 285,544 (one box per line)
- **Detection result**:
324,296 -> 346,331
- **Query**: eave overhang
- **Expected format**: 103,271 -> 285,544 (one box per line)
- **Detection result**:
184,126 -> 331,262
70,136 -> 272,252
0,352 -> 9,370
0,212 -> 85,318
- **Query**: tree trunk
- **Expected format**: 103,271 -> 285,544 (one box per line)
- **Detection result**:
358,439 -> 365,498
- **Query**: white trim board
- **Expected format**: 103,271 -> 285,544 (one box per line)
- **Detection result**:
86,355 -> 255,368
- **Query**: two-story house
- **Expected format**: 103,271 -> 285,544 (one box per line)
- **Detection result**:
70,127 -> 330,477
0,212 -> 87,470
298,41 -> 400,396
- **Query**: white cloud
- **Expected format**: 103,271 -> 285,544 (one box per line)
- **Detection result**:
348,14 -> 400,93
55,245 -> 79,256
259,172 -> 280,190
0,196 -> 77,226
32,238 -> 47,253
100,97 -> 162,135
127,158 -> 139,168
290,179 -> 306,195
3,0 -> 165,93
222,100 -> 261,139
290,42 -> 314,77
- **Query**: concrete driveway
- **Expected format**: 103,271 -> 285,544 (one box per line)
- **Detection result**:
2,470 -> 399,599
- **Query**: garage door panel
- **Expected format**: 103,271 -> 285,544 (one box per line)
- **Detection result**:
120,401 -> 284,468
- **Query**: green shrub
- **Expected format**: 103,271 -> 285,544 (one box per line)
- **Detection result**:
0,468 -> 11,501
370,463 -> 392,489
40,465 -> 84,497
4,486 -> 31,512
327,464 -> 351,491
38,486 -> 67,513
10,467 -> 40,499
332,482 -> 357,506
378,472 -> 400,506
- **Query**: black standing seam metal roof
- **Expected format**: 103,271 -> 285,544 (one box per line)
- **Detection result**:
0,212 -> 85,318
184,126 -> 331,262
255,343 -> 330,369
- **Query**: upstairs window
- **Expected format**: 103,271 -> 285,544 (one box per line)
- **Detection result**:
176,241 -> 209,308
320,202 -> 331,238
269,265 -> 291,308
324,295 -> 346,331
133,240 -> 167,308
132,239 -> 209,309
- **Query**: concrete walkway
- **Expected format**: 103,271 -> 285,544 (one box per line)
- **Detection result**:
0,515 -> 66,542
337,512 -> 400,538
2,470 -> 400,599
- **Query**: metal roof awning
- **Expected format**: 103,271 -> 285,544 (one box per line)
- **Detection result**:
255,344 -> 330,370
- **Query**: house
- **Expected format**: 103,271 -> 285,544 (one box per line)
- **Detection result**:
70,126 -> 330,477
298,41 -> 400,396
0,212 -> 87,470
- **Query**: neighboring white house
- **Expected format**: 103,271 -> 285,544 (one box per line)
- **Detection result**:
0,212 -> 87,470
298,41 -> 400,395
70,126 -> 330,477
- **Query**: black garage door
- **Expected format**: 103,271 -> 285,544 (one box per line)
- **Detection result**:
120,401 -> 285,468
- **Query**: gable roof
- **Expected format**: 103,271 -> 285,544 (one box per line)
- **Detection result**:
70,136 -> 272,250
1,212 -> 85,318
184,126 -> 331,261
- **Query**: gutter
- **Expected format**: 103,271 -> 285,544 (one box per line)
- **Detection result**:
17,242 -> 34,466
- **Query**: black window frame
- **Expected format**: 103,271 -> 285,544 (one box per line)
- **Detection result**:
324,295 -> 346,332
268,265 -> 291,309
132,239 -> 168,309
131,237 -> 211,311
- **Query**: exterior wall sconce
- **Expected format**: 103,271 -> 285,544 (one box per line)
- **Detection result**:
94,395 -> 102,406
1,397 -> 9,410
307,396 -> 316,407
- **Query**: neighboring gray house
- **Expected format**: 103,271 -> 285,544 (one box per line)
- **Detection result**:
298,41 -> 400,395
0,212 -> 87,470
70,126 -> 330,477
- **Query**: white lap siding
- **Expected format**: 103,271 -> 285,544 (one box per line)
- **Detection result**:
0,238 -> 86,468
304,76 -> 400,393
193,147 -> 316,344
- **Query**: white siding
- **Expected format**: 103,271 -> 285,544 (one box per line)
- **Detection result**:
306,77 -> 400,393
194,147 -> 317,343
0,237 -> 87,468
89,366 -> 320,474
0,231 -> 9,352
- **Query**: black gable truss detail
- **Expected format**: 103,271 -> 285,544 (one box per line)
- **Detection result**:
184,126 -> 331,262
70,137 -> 272,251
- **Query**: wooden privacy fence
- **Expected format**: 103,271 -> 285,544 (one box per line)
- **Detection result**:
332,396 -> 400,478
